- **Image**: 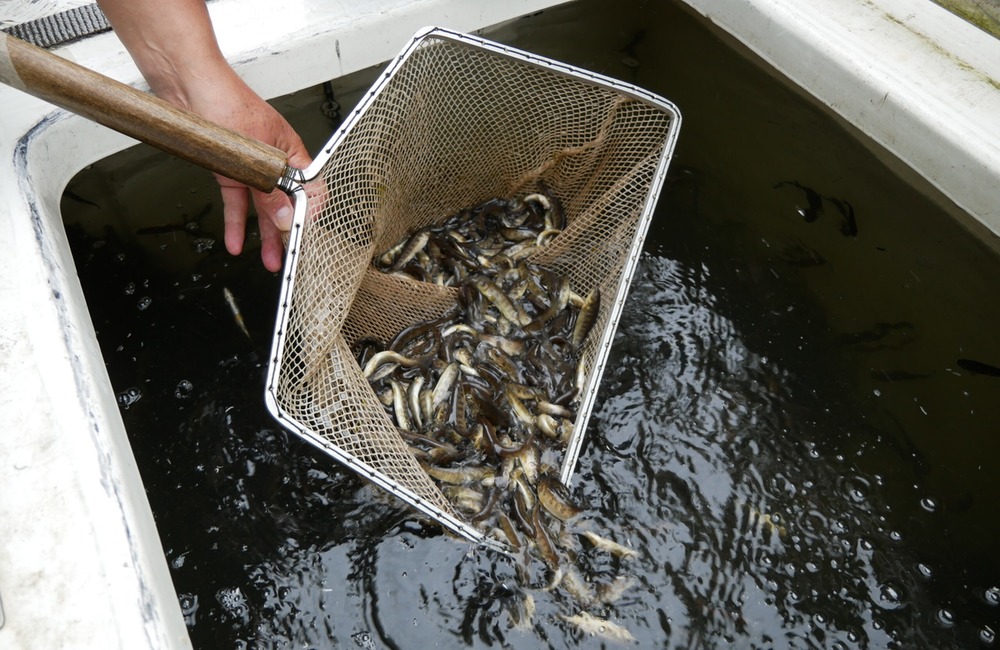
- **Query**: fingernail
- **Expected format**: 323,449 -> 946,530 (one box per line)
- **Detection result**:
276,205 -> 292,229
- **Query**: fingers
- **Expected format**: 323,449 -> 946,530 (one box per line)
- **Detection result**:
254,189 -> 287,273
220,184 -> 250,256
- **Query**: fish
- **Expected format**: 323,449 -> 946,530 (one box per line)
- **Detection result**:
537,474 -> 582,521
390,380 -> 411,431
362,350 -> 424,379
596,575 -> 635,605
572,287 -> 601,348
581,530 -> 638,560
958,358 -> 1000,377
532,507 -> 562,573
222,287 -> 251,342
774,179 -> 823,223
507,591 -> 535,631
559,566 -> 597,609
560,611 -> 636,644
421,463 -> 494,485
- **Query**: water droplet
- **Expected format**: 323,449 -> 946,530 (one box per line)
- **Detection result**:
920,497 -> 937,513
980,626 -> 996,645
116,387 -> 142,409
859,538 -> 874,552
876,582 -> 904,610
916,563 -> 933,579
873,388 -> 881,397
192,237 -> 215,253
840,475 -> 871,503
136,296 -> 152,311
174,379 -> 194,399
888,530 -> 903,542
936,608 -> 955,628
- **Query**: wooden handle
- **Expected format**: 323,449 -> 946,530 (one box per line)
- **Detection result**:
0,33 -> 290,193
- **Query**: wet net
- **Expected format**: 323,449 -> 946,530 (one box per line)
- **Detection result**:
265,27 -> 680,543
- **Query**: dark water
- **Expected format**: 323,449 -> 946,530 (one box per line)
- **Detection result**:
62,0 -> 1000,647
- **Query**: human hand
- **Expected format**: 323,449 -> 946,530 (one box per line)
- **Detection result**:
182,67 -> 312,272
97,0 -> 311,271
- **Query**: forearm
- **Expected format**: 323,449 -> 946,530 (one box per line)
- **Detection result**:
97,0 -> 234,109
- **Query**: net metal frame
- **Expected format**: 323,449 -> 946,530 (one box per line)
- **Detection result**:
265,26 -> 681,545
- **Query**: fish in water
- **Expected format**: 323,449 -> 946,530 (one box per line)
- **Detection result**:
835,321 -> 914,351
561,611 -> 636,644
222,287 -> 251,342
957,358 -> 1000,378
774,180 -> 858,236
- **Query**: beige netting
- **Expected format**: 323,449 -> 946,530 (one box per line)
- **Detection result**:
266,28 -> 679,542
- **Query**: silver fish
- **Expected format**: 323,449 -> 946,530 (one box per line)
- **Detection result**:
222,287 -> 251,341
560,611 -> 635,644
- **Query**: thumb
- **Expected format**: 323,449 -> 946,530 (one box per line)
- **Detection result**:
254,187 -> 295,231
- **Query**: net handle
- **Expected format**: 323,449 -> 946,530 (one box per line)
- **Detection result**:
0,32 -> 292,193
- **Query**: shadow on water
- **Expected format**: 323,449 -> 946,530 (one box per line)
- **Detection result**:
62,0 -> 1000,647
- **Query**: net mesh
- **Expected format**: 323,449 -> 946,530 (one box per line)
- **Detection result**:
267,30 -> 678,539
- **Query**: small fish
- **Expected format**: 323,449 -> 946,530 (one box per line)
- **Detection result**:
774,180 -> 823,223
471,276 -> 532,326
957,358 -> 1000,377
422,463 -> 494,485
559,565 -> 597,608
596,575 -> 636,604
538,474 -> 582,521
407,376 -> 425,429
362,350 -> 423,378
390,380 -> 411,431
572,287 -> 601,348
581,530 -> 638,560
507,591 -> 535,631
560,611 -> 635,644
869,369 -> 932,382
222,287 -> 251,341
532,507 -> 561,572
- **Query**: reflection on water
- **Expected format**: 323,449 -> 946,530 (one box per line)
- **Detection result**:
63,0 -> 1000,647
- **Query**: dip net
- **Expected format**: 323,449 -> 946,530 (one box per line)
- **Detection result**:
265,27 -> 680,544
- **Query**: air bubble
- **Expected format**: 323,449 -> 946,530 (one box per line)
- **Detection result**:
123,281 -> 136,295
935,608 -> 955,628
920,497 -> 937,513
981,626 -> 996,645
876,582 -> 904,610
916,563 -> 932,579
985,586 -> 1000,606
117,387 -> 142,409
136,296 -> 152,311
193,237 -> 215,253
178,592 -> 199,626
174,379 -> 194,399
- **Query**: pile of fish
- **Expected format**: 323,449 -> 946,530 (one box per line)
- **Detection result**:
358,191 -> 638,642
